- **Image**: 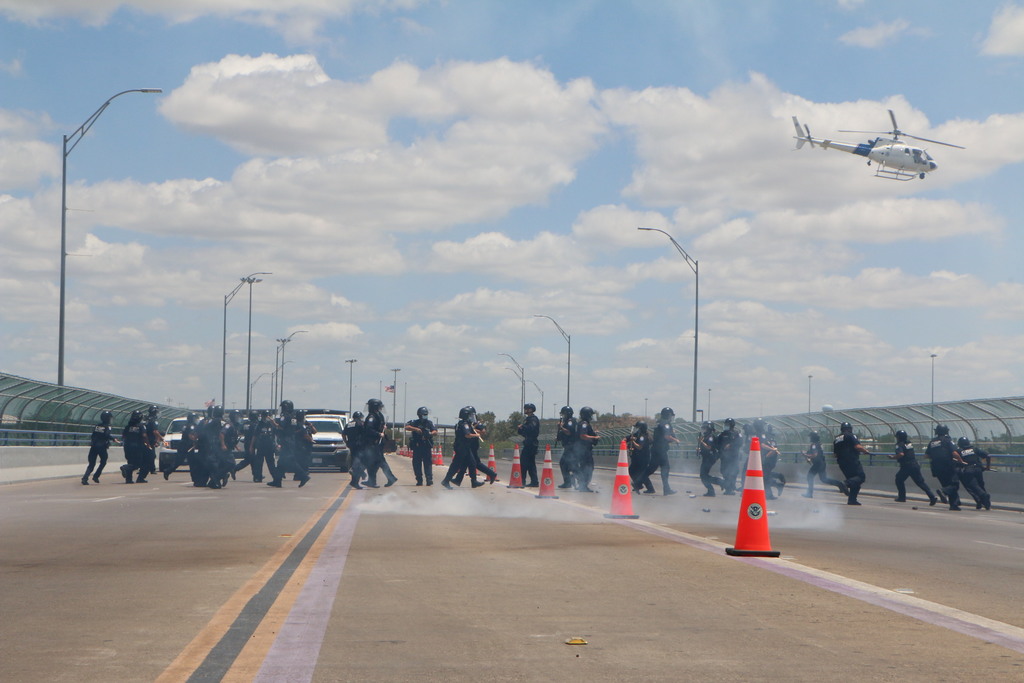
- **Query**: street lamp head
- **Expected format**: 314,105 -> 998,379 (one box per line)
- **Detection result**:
139,89 -> 163,94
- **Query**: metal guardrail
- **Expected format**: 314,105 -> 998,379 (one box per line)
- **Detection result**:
0,429 -> 91,447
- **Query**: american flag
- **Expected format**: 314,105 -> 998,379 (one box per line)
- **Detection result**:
204,398 -> 216,408
384,385 -> 395,393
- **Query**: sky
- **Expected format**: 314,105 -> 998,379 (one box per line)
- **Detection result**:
1,0 -> 1023,426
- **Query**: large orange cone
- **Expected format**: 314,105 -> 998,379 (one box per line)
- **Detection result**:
726,436 -> 781,557
536,444 -> 559,499
487,444 -> 497,473
605,440 -> 639,519
508,443 -> 523,489
433,446 -> 444,466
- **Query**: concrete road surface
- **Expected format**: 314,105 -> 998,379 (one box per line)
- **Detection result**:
1,456 -> 1022,682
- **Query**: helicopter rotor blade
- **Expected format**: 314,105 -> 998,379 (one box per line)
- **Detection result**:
902,132 -> 965,149
838,129 -> 890,135
889,109 -> 900,135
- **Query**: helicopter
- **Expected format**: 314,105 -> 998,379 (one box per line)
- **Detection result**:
791,109 -> 964,180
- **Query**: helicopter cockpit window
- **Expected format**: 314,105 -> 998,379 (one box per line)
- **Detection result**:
903,148 -> 910,154
912,149 -> 925,163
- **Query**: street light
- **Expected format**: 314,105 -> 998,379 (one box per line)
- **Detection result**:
930,353 -> 938,419
58,88 -> 162,386
499,352 -> 526,410
346,359 -> 357,414
276,331 -> 307,405
222,271 -> 270,408
638,226 -> 699,423
807,374 -> 813,430
244,273 -> 271,412
534,314 -> 570,406
527,379 -> 544,420
390,368 -> 401,443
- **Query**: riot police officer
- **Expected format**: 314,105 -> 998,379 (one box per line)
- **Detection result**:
120,410 -> 146,484
343,411 -> 367,489
891,430 -> 937,505
268,400 -> 310,488
575,406 -> 599,492
646,407 -> 679,496
715,418 -> 742,495
202,406 -> 229,489
441,406 -> 484,489
925,425 -> 961,510
628,421 -> 654,494
833,422 -> 869,505
83,410 -> 116,484
233,411 -> 263,482
140,405 -> 163,482
697,421 -> 723,497
957,437 -> 991,510
762,423 -> 785,500
363,398 -> 396,488
556,406 -> 578,489
517,403 -> 540,487
802,431 -> 846,498
163,412 -> 197,480
406,406 -> 437,486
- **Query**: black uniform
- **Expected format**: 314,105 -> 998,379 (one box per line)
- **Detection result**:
455,421 -> 496,485
556,415 -> 578,489
574,418 -> 597,492
833,431 -> 866,505
517,413 -> 540,487
198,415 -> 226,489
142,414 -> 162,480
645,420 -> 677,495
925,435 -> 961,510
407,417 -> 436,485
629,429 -> 654,494
271,413 -> 310,487
894,442 -> 937,504
442,419 -> 482,488
343,419 -> 366,488
959,446 -> 991,510
83,420 -> 114,484
697,429 -> 722,496
715,426 -> 742,495
803,439 -> 844,498
120,418 -> 147,484
363,409 -> 395,487
761,435 -> 785,500
249,416 -> 277,484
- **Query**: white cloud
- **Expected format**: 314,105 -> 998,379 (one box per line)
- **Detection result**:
981,4 -> 1024,56
839,19 -> 912,48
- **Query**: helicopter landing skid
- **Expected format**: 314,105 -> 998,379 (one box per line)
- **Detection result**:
875,164 -> 921,181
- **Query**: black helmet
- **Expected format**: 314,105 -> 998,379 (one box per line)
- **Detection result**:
280,399 -> 294,413
580,406 -> 595,421
724,417 -> 736,429
957,436 -> 971,449
764,423 -> 774,436
660,407 -> 675,420
560,405 -> 573,417
351,411 -> 364,420
458,406 -> 474,421
701,421 -> 714,434
934,424 -> 949,437
186,413 -> 198,424
129,410 -> 142,423
895,430 -> 908,444
523,403 -> 536,412
367,398 -> 384,412
840,422 -> 853,433
100,410 -> 113,425
212,405 -> 224,419
808,430 -> 820,443
417,406 -> 429,418
147,405 -> 159,417
228,409 -> 241,423
633,420 -> 648,434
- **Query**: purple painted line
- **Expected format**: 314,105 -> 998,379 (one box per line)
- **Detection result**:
254,492 -> 363,682
614,517 -> 1024,655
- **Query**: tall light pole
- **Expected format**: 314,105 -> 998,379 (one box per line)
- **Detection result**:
807,374 -> 813,430
243,272 -> 271,412
930,353 -> 938,419
638,226 -> 699,423
534,314 -> 570,406
527,380 -> 544,420
250,372 -> 271,409
276,330 -> 307,405
222,271 -> 269,408
346,359 -> 357,414
58,88 -> 162,386
390,368 -> 401,443
499,352 -> 526,410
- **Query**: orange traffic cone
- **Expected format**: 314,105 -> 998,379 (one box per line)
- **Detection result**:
536,444 -> 559,499
605,439 -> 639,519
725,436 -> 781,557
433,446 -> 444,466
487,444 -> 497,472
508,443 -> 523,489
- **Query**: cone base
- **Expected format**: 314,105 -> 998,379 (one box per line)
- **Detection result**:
725,547 -> 781,557
604,513 -> 639,519
507,485 -> 523,489
536,495 -> 560,499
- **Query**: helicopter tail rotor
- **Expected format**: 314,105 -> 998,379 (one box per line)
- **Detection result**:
792,116 -> 815,149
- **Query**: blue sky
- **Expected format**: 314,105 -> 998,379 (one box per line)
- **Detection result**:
1,0 -> 1023,425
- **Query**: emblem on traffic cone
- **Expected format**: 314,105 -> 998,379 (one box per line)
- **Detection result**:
536,444 -> 559,499
487,444 -> 497,473
605,439 -> 639,519
508,443 -> 523,489
726,436 -> 781,557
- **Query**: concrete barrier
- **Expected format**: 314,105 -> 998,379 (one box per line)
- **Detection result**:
0,446 -> 127,484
